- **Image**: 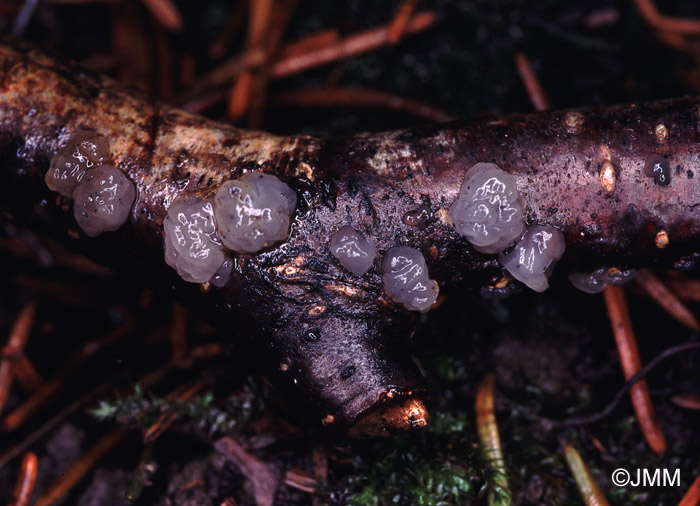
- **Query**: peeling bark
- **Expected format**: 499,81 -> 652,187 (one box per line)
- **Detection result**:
2,38 -> 700,435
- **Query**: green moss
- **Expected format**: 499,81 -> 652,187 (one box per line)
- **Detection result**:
339,411 -> 482,505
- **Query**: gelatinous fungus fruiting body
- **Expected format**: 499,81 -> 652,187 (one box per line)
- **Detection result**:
382,246 -> 439,312
163,196 -> 226,284
499,225 -> 566,293
330,225 -> 376,276
2,39 -> 700,435
569,267 -> 637,294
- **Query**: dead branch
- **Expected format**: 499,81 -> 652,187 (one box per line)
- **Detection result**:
1,37 -> 700,435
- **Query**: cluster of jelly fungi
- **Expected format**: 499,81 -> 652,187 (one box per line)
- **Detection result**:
46,129 -> 136,238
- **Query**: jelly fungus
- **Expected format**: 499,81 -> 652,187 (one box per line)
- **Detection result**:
382,246 -> 439,312
498,225 -> 565,292
72,165 -> 136,237
449,163 -> 526,254
644,155 -> 671,186
214,172 -> 297,254
569,267 -> 637,294
46,130 -> 110,198
163,196 -> 227,284
330,225 -> 376,276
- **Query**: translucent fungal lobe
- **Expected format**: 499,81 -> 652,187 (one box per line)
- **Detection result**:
164,196 -> 226,283
72,165 -> 136,237
330,225 -> 376,276
569,267 -> 637,294
382,246 -> 439,312
498,225 -> 565,292
214,172 -> 297,254
449,162 -> 526,254
45,130 -> 110,198
644,155 -> 671,186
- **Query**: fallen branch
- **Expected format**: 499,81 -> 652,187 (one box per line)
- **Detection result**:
2,37 -> 700,434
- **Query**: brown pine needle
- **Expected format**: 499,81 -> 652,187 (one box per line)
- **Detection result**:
139,0 -> 183,32
284,468 -> 319,494
2,376 -> 63,432
170,302 -> 188,362
679,469 -> 700,506
143,376 -> 209,443
10,355 -> 43,392
603,285 -> 667,454
632,0 -> 700,35
387,0 -> 418,45
0,300 -> 37,415
666,280 -> 700,302
475,373 -> 511,506
672,393 -> 700,410
270,11 -> 435,78
279,29 -> 339,59
271,87 -> 456,123
514,51 -> 551,112
635,269 -> 700,331
9,452 -> 38,506
34,428 -> 126,506
208,1 -> 248,60
181,12 -> 434,108
563,444 -> 610,506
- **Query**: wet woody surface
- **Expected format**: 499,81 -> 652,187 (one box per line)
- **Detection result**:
1,37 -> 700,433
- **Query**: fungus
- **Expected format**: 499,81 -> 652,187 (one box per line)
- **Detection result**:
329,225 -> 376,276
45,129 -> 110,198
382,246 -> 439,312
449,162 -> 526,254
569,267 -> 637,294
644,155 -> 671,186
72,165 -> 136,237
498,225 -> 565,292
213,172 -> 297,254
402,203 -> 433,229
163,196 -> 227,284
211,258 -> 234,288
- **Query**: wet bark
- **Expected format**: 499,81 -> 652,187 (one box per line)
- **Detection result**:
2,37 -> 700,435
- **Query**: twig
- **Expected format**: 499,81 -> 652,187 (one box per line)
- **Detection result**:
563,444 -> 610,506
678,468 -> 700,506
34,427 -> 126,506
514,51 -> 551,112
270,87 -> 456,123
546,341 -> 700,428
475,374 -> 511,506
9,452 -> 38,506
635,269 -> 700,331
215,436 -> 280,506
125,443 -> 156,501
603,285 -> 667,454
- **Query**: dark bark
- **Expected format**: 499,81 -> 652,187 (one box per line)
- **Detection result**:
2,37 -> 700,435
